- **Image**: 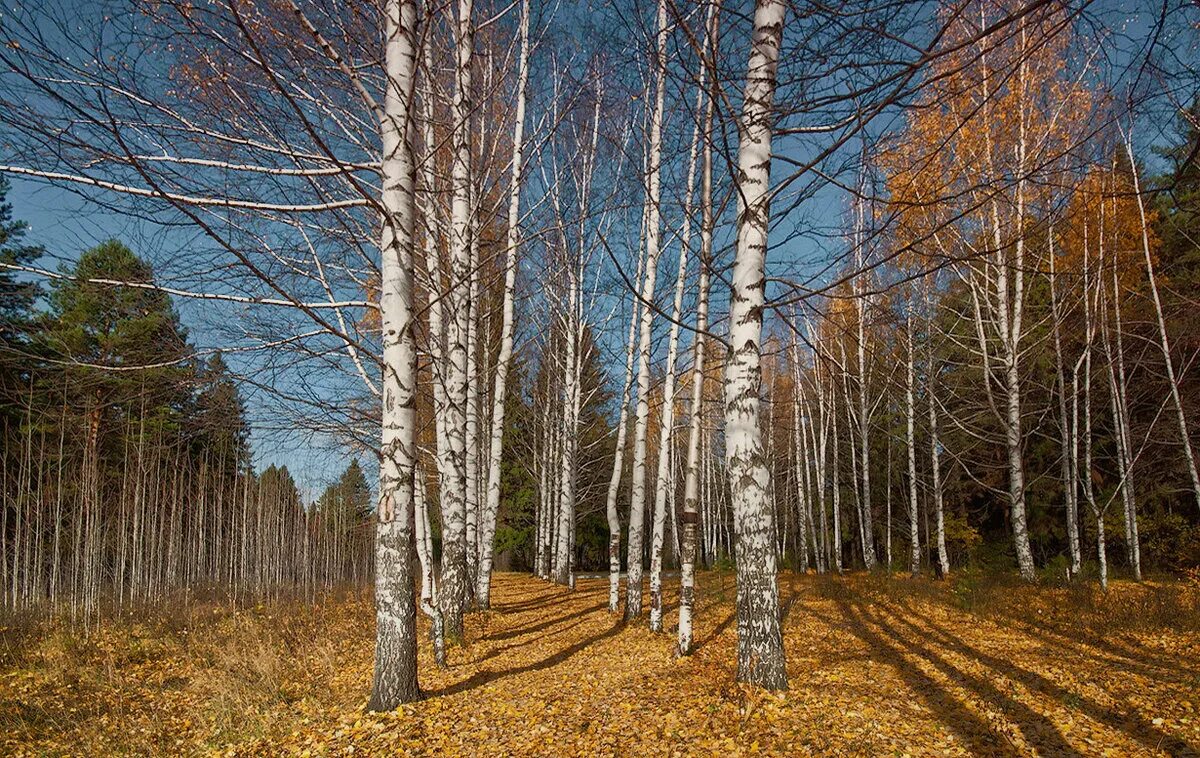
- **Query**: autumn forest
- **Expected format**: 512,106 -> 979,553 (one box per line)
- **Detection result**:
1,0 -> 1199,754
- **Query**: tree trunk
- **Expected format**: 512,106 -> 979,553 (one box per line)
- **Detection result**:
1048,236 -> 1081,575
439,0 -> 476,638
925,281 -> 949,577
724,0 -> 788,690
368,0 -> 421,710
1125,135 -> 1200,512
905,311 -> 921,577
649,64 -> 704,632
624,0 -> 668,621
475,0 -> 531,609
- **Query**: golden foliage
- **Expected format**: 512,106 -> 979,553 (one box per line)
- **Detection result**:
2,574 -> 1198,755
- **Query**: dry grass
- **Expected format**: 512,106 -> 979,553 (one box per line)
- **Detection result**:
1,572 -> 1198,756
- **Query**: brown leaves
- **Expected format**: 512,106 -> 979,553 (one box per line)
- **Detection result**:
2,573 -> 1198,756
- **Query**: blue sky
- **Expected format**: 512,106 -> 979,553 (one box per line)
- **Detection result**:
5,0 -> 1189,500
10,176 -> 348,500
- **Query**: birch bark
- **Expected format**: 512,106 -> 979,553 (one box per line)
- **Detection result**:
1124,135 -> 1200,513
905,309 -> 920,577
624,0 -> 668,620
724,0 -> 787,689
604,228 -> 645,610
440,0 -> 476,636
925,280 -> 948,576
369,0 -> 420,710
649,75 -> 704,633
852,192 -> 876,570
475,0 -> 531,609
1049,234 -> 1082,574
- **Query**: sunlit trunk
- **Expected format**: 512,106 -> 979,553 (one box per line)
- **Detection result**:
724,0 -> 788,689
368,0 -> 421,710
440,0 -> 476,638
649,64 -> 704,633
1124,135 -> 1200,513
476,0 -> 531,609
905,310 -> 920,577
624,0 -> 668,621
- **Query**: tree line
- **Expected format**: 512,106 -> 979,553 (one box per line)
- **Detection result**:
1,0 -> 1197,709
0,211 -> 385,615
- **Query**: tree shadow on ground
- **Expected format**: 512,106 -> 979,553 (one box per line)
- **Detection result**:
812,590 -> 1197,757
692,610 -> 735,653
999,614 -> 1193,683
491,586 -> 583,615
845,600 -> 1083,756
426,618 -> 623,699
484,601 -> 608,643
896,603 -> 1197,756
811,601 -> 1023,756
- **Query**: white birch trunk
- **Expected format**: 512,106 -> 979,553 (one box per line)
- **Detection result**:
724,0 -> 788,689
905,310 -> 920,577
475,0 -> 531,609
885,428 -> 892,571
369,0 -> 420,709
925,281 -> 948,577
790,340 -> 810,574
852,191 -> 876,570
1124,135 -> 1200,512
1080,219 -> 1106,590
1098,191 -> 1139,581
829,369 -> 843,573
554,276 -> 581,586
465,224 -> 481,593
649,77 -> 704,632
604,227 -> 645,611
440,0 -> 476,637
1049,235 -> 1082,575
624,0 -> 668,620
414,464 -> 446,668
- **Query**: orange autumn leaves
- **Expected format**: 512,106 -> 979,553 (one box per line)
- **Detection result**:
879,0 -> 1103,277
4,572 -> 1198,756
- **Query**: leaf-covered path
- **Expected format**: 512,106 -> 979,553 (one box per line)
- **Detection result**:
3,573 -> 1198,755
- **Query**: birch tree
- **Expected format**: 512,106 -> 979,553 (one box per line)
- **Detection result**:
679,0 -> 720,652
369,0 -> 421,709
438,0 -> 478,636
476,0 -> 532,609
724,0 -> 788,690
625,0 -> 668,620
1123,133 -> 1200,513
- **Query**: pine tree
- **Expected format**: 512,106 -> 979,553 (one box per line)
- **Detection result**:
0,176 -> 43,422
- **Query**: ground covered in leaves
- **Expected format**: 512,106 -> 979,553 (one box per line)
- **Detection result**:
2,571 -> 1198,756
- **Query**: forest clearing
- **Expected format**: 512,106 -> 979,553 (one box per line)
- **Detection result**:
4,0 -> 1200,753
3,572 -> 1198,756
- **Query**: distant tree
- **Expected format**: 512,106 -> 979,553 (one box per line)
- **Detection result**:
318,459 -> 373,524
192,354 -> 250,472
42,240 -> 193,431
1156,99 -> 1200,285
38,240 -> 194,504
0,176 -> 43,423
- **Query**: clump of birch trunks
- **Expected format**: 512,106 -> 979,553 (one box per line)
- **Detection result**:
1,572 -> 1197,756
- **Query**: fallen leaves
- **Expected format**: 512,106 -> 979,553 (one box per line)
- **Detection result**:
1,573 -> 1198,756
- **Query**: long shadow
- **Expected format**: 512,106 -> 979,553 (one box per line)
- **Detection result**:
485,601 -> 608,642
853,601 -> 1083,757
812,601 -> 1020,756
975,596 -> 1189,673
692,611 -> 735,654
426,619 -> 624,699
493,589 -> 579,615
1000,615 -> 1192,681
780,579 -> 808,624
900,604 -> 1198,757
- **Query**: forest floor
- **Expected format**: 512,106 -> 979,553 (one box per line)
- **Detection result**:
2,571 -> 1199,757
